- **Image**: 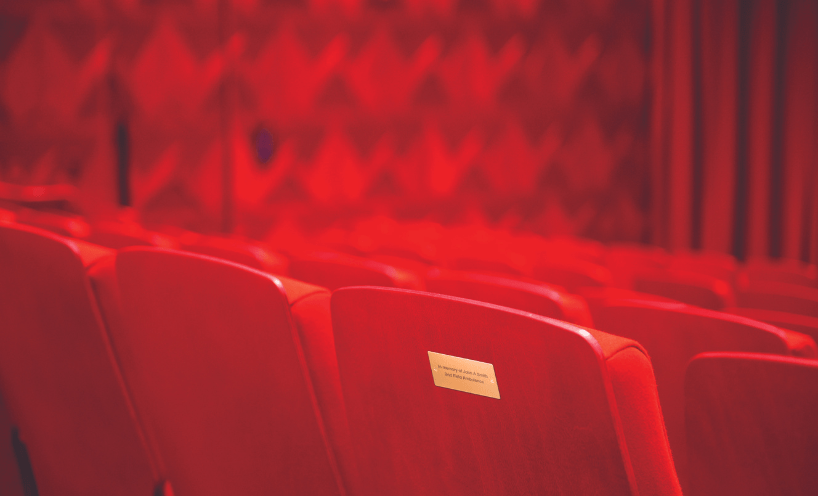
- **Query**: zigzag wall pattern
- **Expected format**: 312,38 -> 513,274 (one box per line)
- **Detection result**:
0,0 -> 651,241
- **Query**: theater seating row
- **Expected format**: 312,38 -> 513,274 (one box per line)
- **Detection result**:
0,210 -> 817,495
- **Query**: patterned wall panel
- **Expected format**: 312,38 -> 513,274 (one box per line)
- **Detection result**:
0,0 -> 652,242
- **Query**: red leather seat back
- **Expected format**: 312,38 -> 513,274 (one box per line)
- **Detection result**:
331,287 -> 682,496
425,269 -> 593,326
93,248 -> 344,496
290,252 -> 422,290
0,224 -> 156,496
594,300 -> 804,492
685,352 -> 818,496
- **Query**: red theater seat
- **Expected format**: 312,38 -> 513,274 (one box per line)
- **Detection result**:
735,279 -> 818,317
85,221 -> 177,249
13,209 -> 90,239
90,248 -> 347,496
667,251 -> 737,282
180,234 -> 288,274
0,224 -> 158,495
632,268 -> 735,310
543,235 -> 607,264
685,352 -> 818,496
331,287 -> 682,496
289,251 -> 423,290
532,257 -> 614,291
449,255 -> 528,278
741,257 -> 818,288
725,307 -> 818,346
604,244 -> 670,288
425,268 -> 593,326
0,208 -> 15,224
577,286 -> 678,321
593,300 -> 817,492
443,233 -> 531,277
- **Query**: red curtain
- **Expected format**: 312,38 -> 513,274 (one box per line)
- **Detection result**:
652,0 -> 818,263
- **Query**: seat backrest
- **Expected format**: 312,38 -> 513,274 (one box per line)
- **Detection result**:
289,251 -> 422,290
425,268 -> 593,326
604,245 -> 669,288
91,248 -> 344,496
725,307 -> 818,346
532,258 -> 613,291
14,209 -> 90,238
0,207 -> 15,224
685,352 -> 818,496
667,251 -> 737,282
632,268 -> 735,310
181,235 -> 288,274
86,221 -> 177,250
0,224 -> 157,496
741,257 -> 818,287
331,287 -> 682,496
593,300 -> 805,492
735,279 -> 818,317
577,286 -> 678,321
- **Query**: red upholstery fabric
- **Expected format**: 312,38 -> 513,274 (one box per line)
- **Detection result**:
632,268 -> 735,310
425,268 -> 593,326
90,248 -> 345,496
726,307 -> 818,345
0,208 -> 16,224
275,276 -> 356,494
289,251 -> 422,290
685,352 -> 818,496
0,224 -> 157,496
735,279 -> 818,317
440,227 -> 533,277
331,287 -> 682,496
532,258 -> 613,291
604,244 -> 670,288
578,286 -> 678,322
449,256 -> 527,278
741,258 -> 818,288
666,251 -> 737,282
369,253 -> 433,277
85,221 -> 178,250
13,210 -> 90,239
181,235 -> 289,274
593,300 -> 814,493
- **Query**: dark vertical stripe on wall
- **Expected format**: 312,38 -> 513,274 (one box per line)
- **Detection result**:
769,0 -> 789,258
660,0 -> 673,248
690,0 -> 705,250
116,121 -> 131,207
732,0 -> 752,261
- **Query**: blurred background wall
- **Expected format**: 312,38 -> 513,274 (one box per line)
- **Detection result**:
0,0 -> 652,239
0,0 -> 815,262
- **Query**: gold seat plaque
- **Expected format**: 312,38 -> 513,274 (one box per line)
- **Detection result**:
428,351 -> 500,399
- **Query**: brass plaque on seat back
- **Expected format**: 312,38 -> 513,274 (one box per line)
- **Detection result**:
428,351 -> 500,399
